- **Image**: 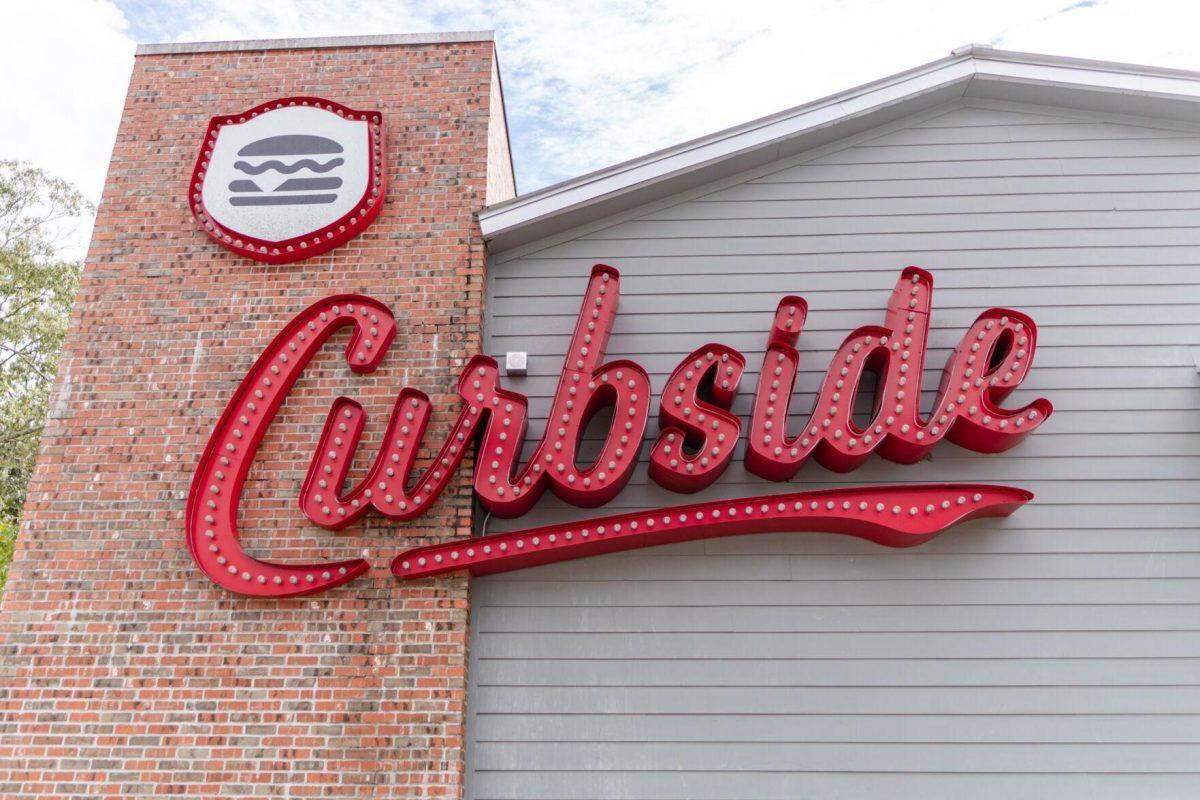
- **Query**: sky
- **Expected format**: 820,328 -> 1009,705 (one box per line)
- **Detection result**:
7,0 -> 1200,254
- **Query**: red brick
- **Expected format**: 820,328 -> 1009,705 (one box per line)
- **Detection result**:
0,39 -> 496,798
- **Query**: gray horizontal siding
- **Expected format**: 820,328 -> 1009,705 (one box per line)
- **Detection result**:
473,657 -> 1200,686
478,577 -> 1200,605
470,774 -> 1200,800
469,101 -> 1200,799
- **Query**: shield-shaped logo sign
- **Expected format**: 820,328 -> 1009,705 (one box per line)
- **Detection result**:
189,97 -> 385,264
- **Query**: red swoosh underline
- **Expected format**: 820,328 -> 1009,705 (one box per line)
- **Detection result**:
390,483 -> 1032,581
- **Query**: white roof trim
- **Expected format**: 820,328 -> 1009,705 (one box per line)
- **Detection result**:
482,44 -> 1200,252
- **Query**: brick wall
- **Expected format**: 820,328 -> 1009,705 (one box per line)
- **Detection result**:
0,37 -> 498,797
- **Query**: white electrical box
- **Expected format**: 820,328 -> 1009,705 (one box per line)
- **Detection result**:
505,351 -> 528,376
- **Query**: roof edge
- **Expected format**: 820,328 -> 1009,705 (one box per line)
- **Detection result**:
480,49 -> 975,250
961,42 -> 1200,81
482,48 -> 969,220
136,30 -> 494,56
482,45 -> 1200,253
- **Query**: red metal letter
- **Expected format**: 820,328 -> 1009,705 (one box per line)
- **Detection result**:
648,344 -> 746,493
747,269 -> 1052,481
300,265 -> 651,526
469,264 -> 652,514
186,296 -> 396,597
191,265 -> 1052,596
298,357 -> 509,528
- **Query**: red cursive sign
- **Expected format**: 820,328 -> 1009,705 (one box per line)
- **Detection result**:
186,266 -> 1051,596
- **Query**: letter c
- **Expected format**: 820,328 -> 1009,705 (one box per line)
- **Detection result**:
185,295 -> 396,597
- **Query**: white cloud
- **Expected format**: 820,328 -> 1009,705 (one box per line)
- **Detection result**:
124,0 -> 1200,191
4,0 -> 134,256
993,0 -> 1200,67
8,0 -> 1200,253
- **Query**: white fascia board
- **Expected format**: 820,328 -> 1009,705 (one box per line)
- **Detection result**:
967,45 -> 1200,83
479,57 -> 975,244
832,60 -> 975,116
479,103 -> 842,236
973,56 -> 1200,101
481,46 -> 1200,252
966,53 -> 1200,126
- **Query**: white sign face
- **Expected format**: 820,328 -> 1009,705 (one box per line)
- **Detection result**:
190,98 -> 384,264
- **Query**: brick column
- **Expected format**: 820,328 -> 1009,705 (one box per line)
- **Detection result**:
0,34 -> 505,798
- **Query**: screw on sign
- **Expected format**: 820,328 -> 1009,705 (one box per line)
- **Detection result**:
186,265 -> 1053,597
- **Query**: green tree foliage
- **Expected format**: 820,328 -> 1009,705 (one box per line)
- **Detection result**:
0,161 -> 89,597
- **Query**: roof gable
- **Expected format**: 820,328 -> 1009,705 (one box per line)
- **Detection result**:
482,45 -> 1200,253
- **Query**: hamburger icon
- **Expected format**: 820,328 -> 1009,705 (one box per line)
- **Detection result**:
227,134 -> 345,207
191,97 -> 384,264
